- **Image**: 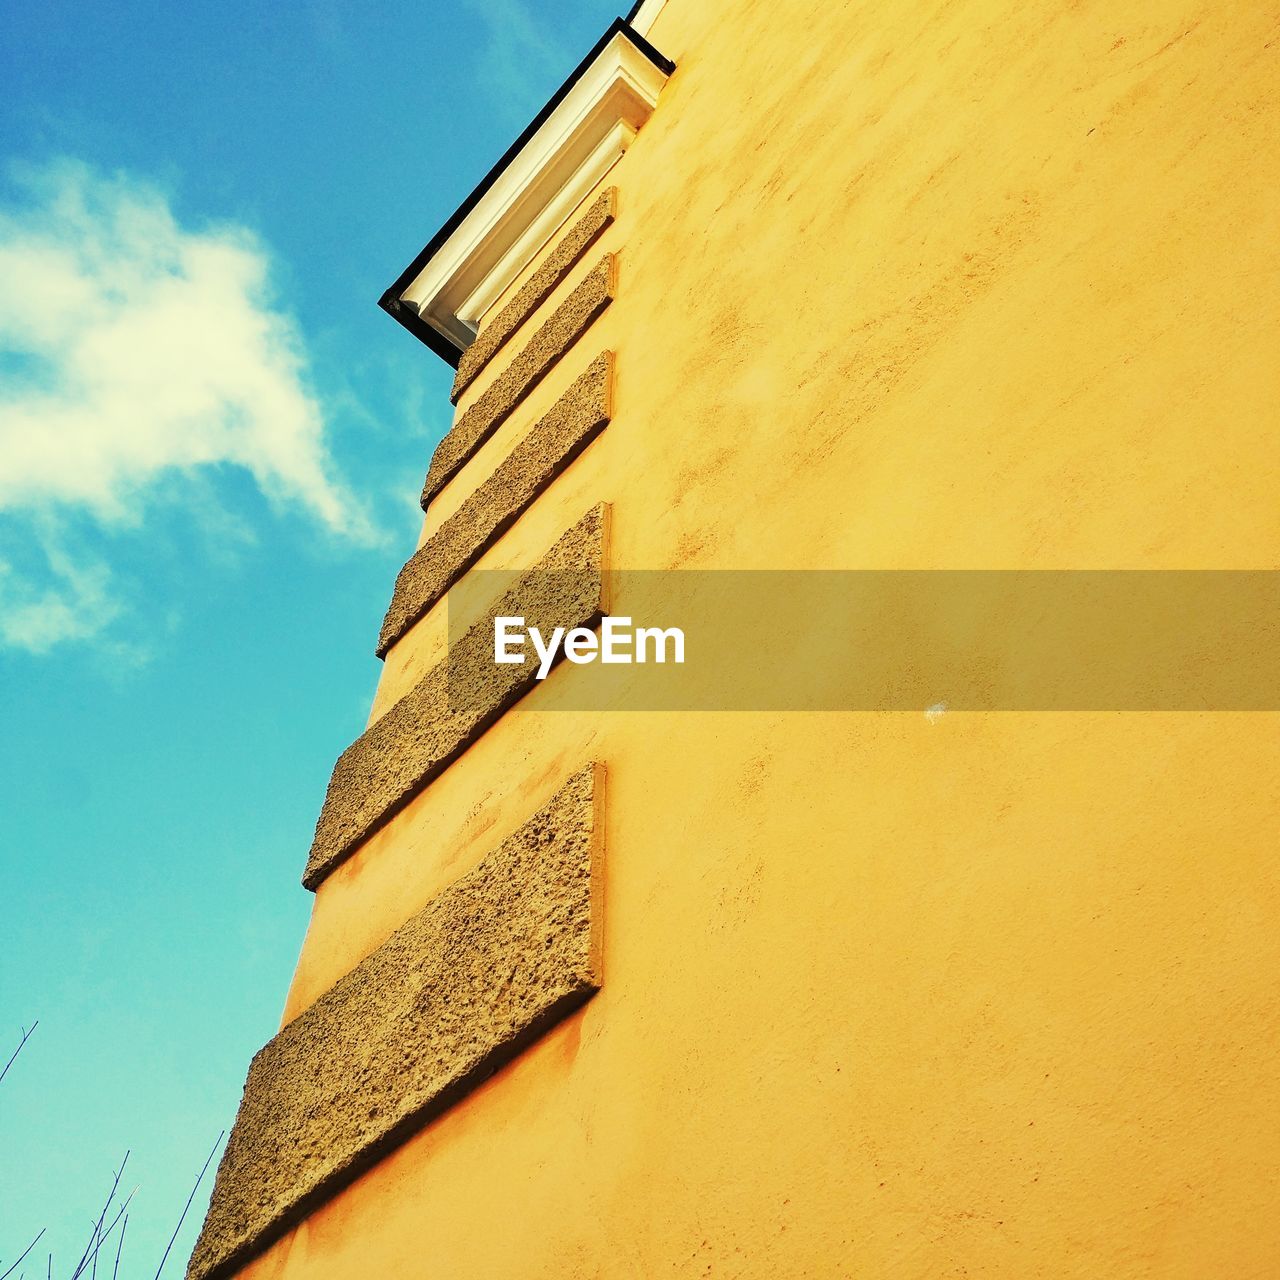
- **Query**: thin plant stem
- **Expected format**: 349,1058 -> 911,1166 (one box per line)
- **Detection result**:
70,1156 -> 128,1280
72,1189 -> 135,1280
152,1132 -> 223,1280
111,1217 -> 127,1280
0,1023 -> 38,1088
0,1229 -> 45,1280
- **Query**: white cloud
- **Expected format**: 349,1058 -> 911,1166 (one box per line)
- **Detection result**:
0,160 -> 372,653
0,542 -> 120,654
461,0 -> 569,121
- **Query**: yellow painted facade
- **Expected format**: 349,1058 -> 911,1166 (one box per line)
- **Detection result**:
243,0 -> 1278,1274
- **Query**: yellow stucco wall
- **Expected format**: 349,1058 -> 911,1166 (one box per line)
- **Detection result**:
248,0 -> 1279,1274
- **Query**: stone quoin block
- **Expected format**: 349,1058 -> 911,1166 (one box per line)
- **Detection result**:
378,352 -> 613,658
303,504 -> 608,890
451,187 -> 617,403
186,764 -> 605,1280
421,254 -> 615,509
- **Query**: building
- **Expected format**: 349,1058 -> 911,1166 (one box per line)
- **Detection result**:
187,1 -> 1280,1275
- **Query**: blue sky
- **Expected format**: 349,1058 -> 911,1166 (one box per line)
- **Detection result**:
0,1 -> 620,1273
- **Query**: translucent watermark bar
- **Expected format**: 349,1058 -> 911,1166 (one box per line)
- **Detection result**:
447,571 -> 1280,711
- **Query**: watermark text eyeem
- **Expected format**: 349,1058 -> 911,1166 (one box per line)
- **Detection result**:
495,616 -> 685,680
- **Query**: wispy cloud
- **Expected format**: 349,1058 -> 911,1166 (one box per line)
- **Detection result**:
0,160 -> 372,654
0,540 -> 119,654
460,0 -> 572,123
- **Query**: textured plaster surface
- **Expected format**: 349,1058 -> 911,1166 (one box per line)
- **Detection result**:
378,353 -> 613,658
451,188 -> 616,403
239,0 -> 1280,1276
303,505 -> 606,890
186,764 -> 603,1280
421,254 -> 614,509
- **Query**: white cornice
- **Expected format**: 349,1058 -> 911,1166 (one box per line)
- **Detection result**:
393,29 -> 671,357
628,0 -> 671,37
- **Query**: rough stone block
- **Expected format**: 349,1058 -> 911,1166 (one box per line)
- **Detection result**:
378,352 -> 613,658
421,254 -> 615,509
451,187 -> 616,403
303,504 -> 607,890
186,764 -> 605,1280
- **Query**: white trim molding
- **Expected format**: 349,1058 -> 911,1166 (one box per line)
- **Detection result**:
628,0 -> 671,38
384,26 -> 672,364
